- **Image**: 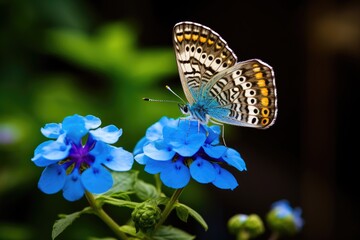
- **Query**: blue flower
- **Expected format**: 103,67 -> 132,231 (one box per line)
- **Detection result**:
134,116 -> 246,189
270,200 -> 304,231
32,114 -> 134,201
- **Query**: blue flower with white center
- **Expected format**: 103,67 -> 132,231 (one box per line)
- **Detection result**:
32,114 -> 134,201
134,116 -> 246,189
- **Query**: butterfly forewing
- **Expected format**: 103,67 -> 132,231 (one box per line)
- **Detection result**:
206,59 -> 277,128
173,21 -> 237,103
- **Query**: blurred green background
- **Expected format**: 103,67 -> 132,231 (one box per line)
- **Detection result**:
1,0 -> 359,239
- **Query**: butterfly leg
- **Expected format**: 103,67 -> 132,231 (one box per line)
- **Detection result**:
178,117 -> 200,137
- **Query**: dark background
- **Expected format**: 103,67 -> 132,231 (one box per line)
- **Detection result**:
1,0 -> 359,239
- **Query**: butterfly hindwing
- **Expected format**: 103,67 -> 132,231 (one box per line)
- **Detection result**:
206,59 -> 277,128
173,21 -> 237,103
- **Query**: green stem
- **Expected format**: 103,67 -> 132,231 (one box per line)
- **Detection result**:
154,188 -> 184,231
154,174 -> 162,193
85,191 -> 128,240
237,230 -> 250,240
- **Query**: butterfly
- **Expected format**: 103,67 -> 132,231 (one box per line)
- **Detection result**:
172,21 -> 277,130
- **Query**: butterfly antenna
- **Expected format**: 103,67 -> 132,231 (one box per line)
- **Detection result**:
165,85 -> 186,104
142,98 -> 180,103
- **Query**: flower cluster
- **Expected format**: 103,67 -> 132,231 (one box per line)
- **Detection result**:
134,117 -> 246,189
31,114 -> 134,201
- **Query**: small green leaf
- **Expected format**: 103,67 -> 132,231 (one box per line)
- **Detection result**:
99,196 -> 138,209
52,208 -> 92,239
175,205 -> 189,222
119,225 -> 138,237
118,225 -> 144,239
176,203 -> 208,231
155,196 -> 169,206
134,179 -> 160,200
152,225 -> 195,240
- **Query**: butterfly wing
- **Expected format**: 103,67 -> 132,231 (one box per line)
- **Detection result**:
173,21 -> 237,104
204,59 -> 277,129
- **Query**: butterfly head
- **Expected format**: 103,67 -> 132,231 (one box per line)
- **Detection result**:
178,103 -> 190,116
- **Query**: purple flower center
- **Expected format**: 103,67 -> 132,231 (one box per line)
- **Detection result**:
63,138 -> 96,174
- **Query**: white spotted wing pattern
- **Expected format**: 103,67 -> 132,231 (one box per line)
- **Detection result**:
173,21 -> 277,128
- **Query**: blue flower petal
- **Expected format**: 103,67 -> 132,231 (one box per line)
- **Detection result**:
41,140 -> 71,161
102,146 -> 134,171
133,137 -> 147,155
212,164 -> 238,190
178,120 -> 206,135
145,117 -> 178,141
293,208 -> 304,230
163,126 -> 186,148
206,125 -> 221,144
145,117 -> 166,141
90,125 -> 122,144
32,141 -> 61,166
62,115 -> 88,143
81,166 -> 113,194
222,148 -> 247,171
165,126 -> 206,156
189,157 -> 216,183
84,115 -> 101,129
160,160 -> 190,189
173,133 -> 206,157
143,141 -> 175,161
272,200 -> 292,213
33,140 -> 53,155
134,153 -> 152,165
144,159 -> 171,174
41,123 -> 62,139
32,155 -> 55,167
63,171 -> 85,201
38,164 -> 66,194
203,144 -> 227,159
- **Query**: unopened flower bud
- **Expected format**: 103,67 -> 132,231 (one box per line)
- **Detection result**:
228,214 -> 264,239
266,200 -> 304,236
131,201 -> 161,233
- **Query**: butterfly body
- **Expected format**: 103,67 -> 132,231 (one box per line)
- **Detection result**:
180,99 -> 218,125
173,21 -> 277,129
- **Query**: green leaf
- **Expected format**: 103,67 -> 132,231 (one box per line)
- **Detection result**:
175,203 -> 208,231
105,170 -> 138,195
134,179 -> 160,200
155,196 -> 169,206
151,225 -> 195,240
119,225 -> 144,239
52,207 -> 92,239
99,196 -> 138,209
119,225 -> 136,235
175,204 -> 189,223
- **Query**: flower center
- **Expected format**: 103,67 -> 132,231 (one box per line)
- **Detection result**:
61,138 -> 96,174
